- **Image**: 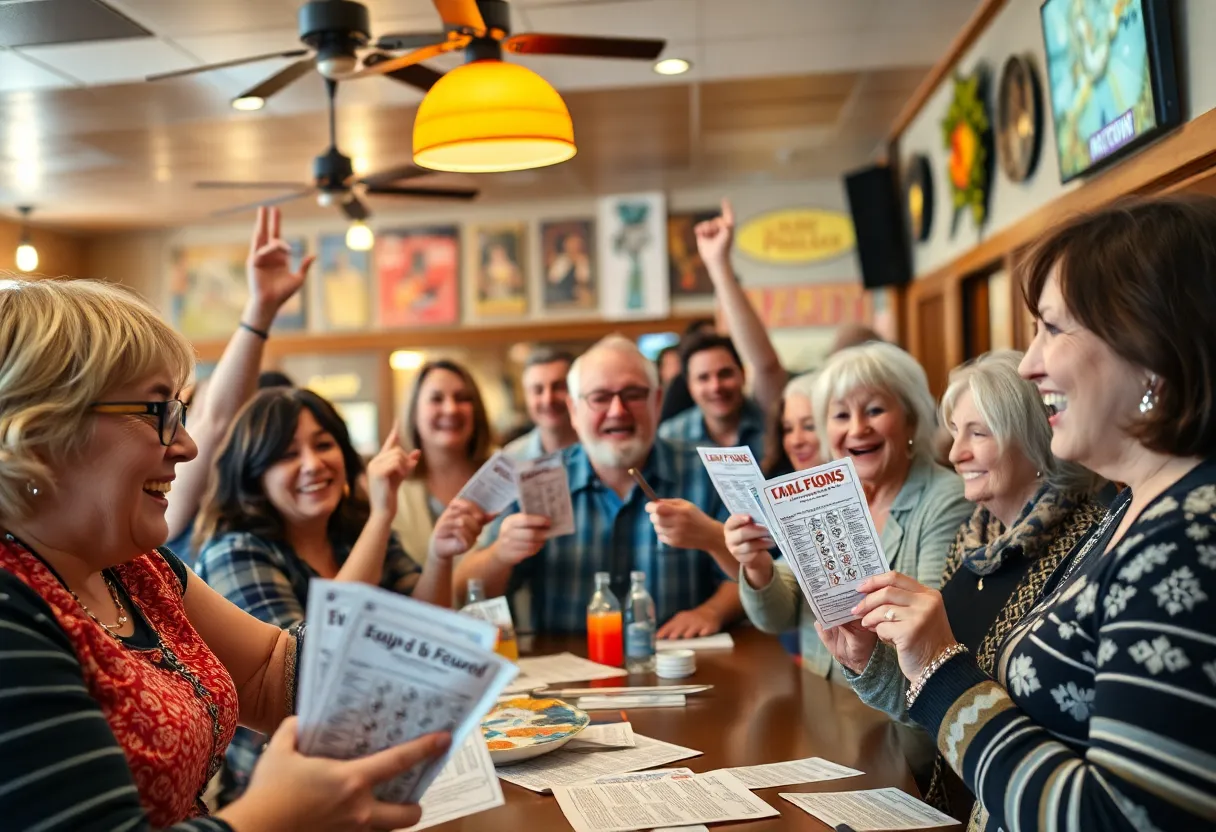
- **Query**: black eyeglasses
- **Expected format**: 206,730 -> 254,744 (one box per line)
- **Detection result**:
580,386 -> 652,413
90,400 -> 188,446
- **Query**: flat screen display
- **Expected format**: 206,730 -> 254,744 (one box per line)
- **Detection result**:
1040,0 -> 1180,182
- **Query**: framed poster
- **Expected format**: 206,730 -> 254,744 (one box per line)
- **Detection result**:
597,192 -> 669,320
315,234 -> 371,331
666,210 -> 717,298
470,222 -> 528,319
539,219 -> 596,311
376,225 -> 460,328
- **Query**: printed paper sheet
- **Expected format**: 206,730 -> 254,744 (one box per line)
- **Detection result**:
779,787 -> 957,830
496,734 -> 701,793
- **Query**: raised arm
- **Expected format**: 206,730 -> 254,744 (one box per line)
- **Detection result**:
695,198 -> 787,415
166,207 -> 313,541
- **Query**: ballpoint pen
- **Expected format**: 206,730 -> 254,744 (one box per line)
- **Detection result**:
628,467 -> 660,501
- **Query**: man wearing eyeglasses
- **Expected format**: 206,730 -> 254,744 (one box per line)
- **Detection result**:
454,335 -> 742,639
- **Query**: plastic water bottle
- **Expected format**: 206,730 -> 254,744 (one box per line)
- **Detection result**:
466,578 -> 486,605
624,570 -> 657,673
586,572 -> 623,666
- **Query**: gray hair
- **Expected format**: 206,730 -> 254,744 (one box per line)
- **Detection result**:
783,371 -> 818,403
812,341 -> 938,461
524,347 -> 575,372
941,350 -> 1103,495
567,334 -> 659,401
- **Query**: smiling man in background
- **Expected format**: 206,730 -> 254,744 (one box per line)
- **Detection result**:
503,347 -> 577,461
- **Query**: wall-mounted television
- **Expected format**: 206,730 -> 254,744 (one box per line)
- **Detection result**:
1040,0 -> 1181,183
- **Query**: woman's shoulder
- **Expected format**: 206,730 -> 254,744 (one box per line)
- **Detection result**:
195,530 -> 286,570
1125,461 -> 1216,547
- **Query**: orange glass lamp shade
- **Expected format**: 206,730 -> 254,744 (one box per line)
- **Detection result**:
413,60 -> 576,173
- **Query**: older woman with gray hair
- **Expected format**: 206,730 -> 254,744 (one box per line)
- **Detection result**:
729,341 -> 972,680
819,350 -> 1106,819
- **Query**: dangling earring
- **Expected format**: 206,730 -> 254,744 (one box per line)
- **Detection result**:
1035,471 -> 1042,479
1139,374 -> 1158,414
25,481 -> 40,497
342,482 -> 351,499
906,438 -> 915,459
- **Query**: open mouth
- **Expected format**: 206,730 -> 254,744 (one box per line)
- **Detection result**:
958,471 -> 986,481
298,479 -> 333,495
142,480 -> 172,500
847,443 -> 882,457
601,424 -> 636,439
1041,392 -> 1068,416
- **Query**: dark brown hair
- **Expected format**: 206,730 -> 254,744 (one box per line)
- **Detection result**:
193,387 -> 371,550
401,359 -> 493,477
679,333 -> 743,378
1021,194 -> 1216,457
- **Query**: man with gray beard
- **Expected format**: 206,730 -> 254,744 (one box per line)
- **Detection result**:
454,335 -> 741,638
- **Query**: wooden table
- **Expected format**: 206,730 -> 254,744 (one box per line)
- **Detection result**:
432,628 -> 934,831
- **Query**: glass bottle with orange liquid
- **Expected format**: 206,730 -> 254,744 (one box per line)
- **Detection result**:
466,579 -> 519,660
586,571 -> 623,666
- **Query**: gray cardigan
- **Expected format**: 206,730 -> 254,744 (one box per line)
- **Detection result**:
738,456 -> 971,678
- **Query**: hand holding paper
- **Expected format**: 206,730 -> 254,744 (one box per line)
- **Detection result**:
430,498 -> 492,562
492,513 -> 551,565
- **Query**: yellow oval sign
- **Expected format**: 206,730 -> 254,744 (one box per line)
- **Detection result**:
736,208 -> 855,265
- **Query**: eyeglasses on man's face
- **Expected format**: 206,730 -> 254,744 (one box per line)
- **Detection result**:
579,386 -> 652,413
89,399 -> 188,446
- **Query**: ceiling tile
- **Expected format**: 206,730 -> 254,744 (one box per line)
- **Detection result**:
521,0 -> 696,42
509,39 -> 702,92
105,0 -> 299,37
16,36 -> 197,85
170,28 -> 302,65
0,49 -> 78,91
0,0 -> 151,48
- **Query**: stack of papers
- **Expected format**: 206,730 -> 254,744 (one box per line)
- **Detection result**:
698,448 -> 891,629
553,769 -> 778,832
780,788 -> 957,829
296,580 -> 518,804
502,652 -> 629,694
496,734 -> 701,793
656,632 -> 735,651
409,735 -> 504,830
457,450 -> 575,538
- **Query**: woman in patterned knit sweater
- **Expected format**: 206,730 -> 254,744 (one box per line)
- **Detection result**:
837,196 -> 1216,830
0,278 -> 450,831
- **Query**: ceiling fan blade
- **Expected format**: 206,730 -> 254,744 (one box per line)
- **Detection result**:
147,49 -> 310,82
235,57 -> 316,102
503,33 -> 666,60
342,196 -> 371,221
361,52 -> 445,91
195,181 -> 312,190
210,189 -> 317,217
433,0 -> 486,34
365,184 -> 479,200
355,38 -> 467,78
359,164 -> 435,188
375,31 -> 449,51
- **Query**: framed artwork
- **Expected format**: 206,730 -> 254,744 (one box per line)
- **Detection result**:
470,222 -> 528,318
539,219 -> 596,311
315,234 -> 372,331
596,191 -> 669,320
375,225 -> 461,328
666,210 -> 717,298
169,239 -> 307,338
941,67 -> 993,233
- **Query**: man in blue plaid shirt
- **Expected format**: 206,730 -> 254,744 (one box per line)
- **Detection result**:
455,336 -> 743,637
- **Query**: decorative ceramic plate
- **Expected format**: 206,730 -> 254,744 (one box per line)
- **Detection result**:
481,698 -> 590,765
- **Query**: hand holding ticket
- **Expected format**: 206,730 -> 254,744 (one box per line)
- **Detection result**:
456,451 -> 575,538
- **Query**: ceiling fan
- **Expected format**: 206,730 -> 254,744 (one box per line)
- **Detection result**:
198,78 -> 479,220
148,0 -> 667,106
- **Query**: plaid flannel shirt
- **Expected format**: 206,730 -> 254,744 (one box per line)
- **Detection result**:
486,438 -> 730,634
658,396 -> 768,459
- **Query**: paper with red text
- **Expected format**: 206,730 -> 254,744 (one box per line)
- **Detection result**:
695,446 -> 777,533
759,457 -> 889,628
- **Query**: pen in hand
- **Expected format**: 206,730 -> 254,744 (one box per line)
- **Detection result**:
628,467 -> 660,502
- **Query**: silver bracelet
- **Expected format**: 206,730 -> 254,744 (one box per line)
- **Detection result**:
906,643 -> 968,709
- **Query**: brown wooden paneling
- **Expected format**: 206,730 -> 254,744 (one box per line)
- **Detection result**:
914,291 -> 949,399
0,218 -> 88,278
962,271 -> 991,360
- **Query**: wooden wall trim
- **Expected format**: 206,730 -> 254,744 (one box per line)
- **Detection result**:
190,315 -> 706,363
886,0 -> 1011,145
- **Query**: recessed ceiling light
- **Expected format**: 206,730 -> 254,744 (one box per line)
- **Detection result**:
232,95 -> 265,111
653,58 -> 691,76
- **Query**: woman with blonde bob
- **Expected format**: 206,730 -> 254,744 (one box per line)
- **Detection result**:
0,278 -> 448,832
822,350 -> 1106,819
728,341 -> 972,680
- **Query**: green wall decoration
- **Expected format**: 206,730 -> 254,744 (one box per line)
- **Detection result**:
941,68 -> 993,232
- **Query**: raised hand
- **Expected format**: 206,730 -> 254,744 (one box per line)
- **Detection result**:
693,197 -> 735,273
365,426 -> 420,520
429,498 -> 492,562
851,571 -> 959,682
222,717 -> 449,832
245,206 -> 315,330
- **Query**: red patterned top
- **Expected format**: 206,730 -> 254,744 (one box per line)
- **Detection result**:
0,541 -> 239,826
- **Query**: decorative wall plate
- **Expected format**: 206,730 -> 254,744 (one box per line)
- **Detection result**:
997,54 -> 1043,183
941,67 -> 993,231
481,697 -> 590,765
904,154 -> 934,242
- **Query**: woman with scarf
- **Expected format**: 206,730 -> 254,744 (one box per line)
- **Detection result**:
821,350 -> 1105,818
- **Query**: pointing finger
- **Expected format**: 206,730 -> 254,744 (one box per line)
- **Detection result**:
720,197 -> 734,226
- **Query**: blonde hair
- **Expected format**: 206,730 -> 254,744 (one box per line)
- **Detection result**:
0,278 -> 195,522
940,350 -> 1103,496
813,341 -> 938,461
